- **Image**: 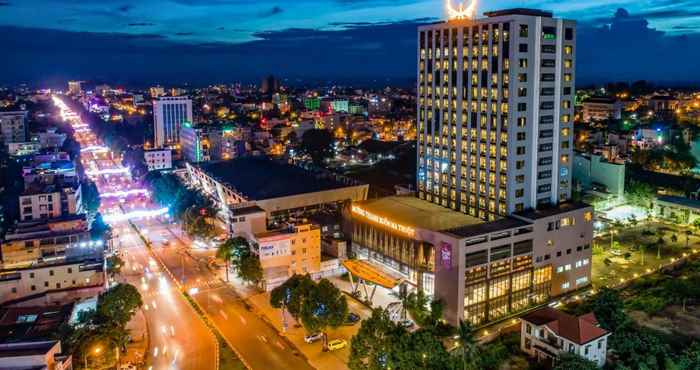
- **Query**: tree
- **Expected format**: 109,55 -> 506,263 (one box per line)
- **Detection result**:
300,129 -> 334,165
553,352 -> 599,370
626,180 -> 655,211
610,326 -> 670,370
405,290 -> 430,326
96,283 -> 143,328
81,180 -> 101,215
182,206 -> 216,240
685,229 -> 693,249
456,320 -> 478,370
349,308 -> 403,370
389,285 -> 410,320
592,287 -> 628,332
270,274 -> 316,325
90,213 -> 111,241
216,238 -> 236,282
677,342 -> 700,370
300,279 -> 349,349
106,255 -> 123,277
238,253 -> 263,286
386,327 -> 455,370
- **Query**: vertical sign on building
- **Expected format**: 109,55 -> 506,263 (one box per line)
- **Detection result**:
439,241 -> 452,268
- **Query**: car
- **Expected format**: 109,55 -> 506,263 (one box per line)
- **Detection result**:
398,319 -> 414,329
327,339 -> 347,351
162,239 -> 170,246
344,312 -> 360,325
304,332 -> 323,344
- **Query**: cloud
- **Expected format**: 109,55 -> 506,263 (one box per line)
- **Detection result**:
117,4 -> 132,13
128,22 -> 155,27
259,6 -> 283,17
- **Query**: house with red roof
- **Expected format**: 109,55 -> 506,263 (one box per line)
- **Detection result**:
520,307 -> 610,367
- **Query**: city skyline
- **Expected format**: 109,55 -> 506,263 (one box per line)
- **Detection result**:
2,1 -> 700,86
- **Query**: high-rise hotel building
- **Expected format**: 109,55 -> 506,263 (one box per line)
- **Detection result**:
417,8 -> 576,220
153,96 -> 193,149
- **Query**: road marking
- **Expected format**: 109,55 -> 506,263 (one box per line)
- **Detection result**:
257,335 -> 268,343
239,315 -> 247,325
220,309 -> 228,320
276,340 -> 285,350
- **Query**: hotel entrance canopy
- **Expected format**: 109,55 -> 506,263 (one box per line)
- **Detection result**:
342,259 -> 402,290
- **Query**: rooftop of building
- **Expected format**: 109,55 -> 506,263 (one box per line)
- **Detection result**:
483,8 -> 553,18
4,215 -> 88,242
513,202 -> 591,220
0,340 -> 59,357
22,176 -> 79,196
198,157 -> 363,200
255,223 -> 319,239
352,196 -> 483,232
521,307 -> 609,345
0,305 -> 73,343
229,204 -> 266,216
656,195 -> 700,209
583,96 -> 618,104
443,217 -> 531,239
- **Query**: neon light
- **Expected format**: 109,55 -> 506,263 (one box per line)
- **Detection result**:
446,0 -> 477,20
86,167 -> 130,176
100,189 -> 149,198
351,205 -> 415,237
103,207 -> 169,222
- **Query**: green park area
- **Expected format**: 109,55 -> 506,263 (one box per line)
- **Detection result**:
591,219 -> 700,288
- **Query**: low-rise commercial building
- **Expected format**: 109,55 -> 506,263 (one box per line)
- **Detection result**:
0,340 -> 73,370
520,307 -> 609,367
186,157 -> 368,227
0,215 -> 97,269
346,196 -> 593,326
655,195 -> 700,224
573,152 -> 625,198
581,97 -> 622,122
252,223 -> 322,290
180,123 -> 244,163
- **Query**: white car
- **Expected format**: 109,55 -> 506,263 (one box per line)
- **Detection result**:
304,332 -> 323,344
399,319 -> 414,329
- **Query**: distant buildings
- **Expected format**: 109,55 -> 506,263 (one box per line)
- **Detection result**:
0,111 -> 27,145
149,86 -> 165,98
521,307 -> 610,367
153,96 -> 193,148
260,75 -> 279,94
581,97 -> 622,122
143,148 -> 172,171
19,179 -> 82,222
180,123 -> 244,163
573,152 -> 625,198
303,96 -> 321,111
67,81 -> 82,96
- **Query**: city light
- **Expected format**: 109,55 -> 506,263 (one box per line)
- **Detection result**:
102,207 -> 169,222
446,0 -> 477,20
100,188 -> 149,198
85,167 -> 130,176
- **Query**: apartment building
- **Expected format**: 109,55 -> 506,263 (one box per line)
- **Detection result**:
144,148 -> 172,171
19,180 -> 82,222
417,8 -> 576,220
581,97 -> 622,122
0,111 -> 27,145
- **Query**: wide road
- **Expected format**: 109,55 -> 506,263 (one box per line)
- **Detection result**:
133,218 -> 316,370
53,95 -> 217,370
115,223 -> 218,370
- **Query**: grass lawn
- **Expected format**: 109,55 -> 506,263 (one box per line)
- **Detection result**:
591,220 -> 700,288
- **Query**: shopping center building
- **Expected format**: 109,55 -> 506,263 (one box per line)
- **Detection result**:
345,196 -> 593,326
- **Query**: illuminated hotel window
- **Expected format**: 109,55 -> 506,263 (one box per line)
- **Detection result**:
564,45 -> 573,55
564,59 -> 572,68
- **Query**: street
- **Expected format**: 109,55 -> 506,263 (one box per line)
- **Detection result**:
53,96 -> 217,370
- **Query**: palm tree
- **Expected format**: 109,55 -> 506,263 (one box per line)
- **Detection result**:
216,238 -> 236,282
457,320 -> 478,370
389,285 -> 410,320
685,229 -> 693,249
610,220 -> 624,249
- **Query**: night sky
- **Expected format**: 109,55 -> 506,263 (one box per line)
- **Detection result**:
2,0 -> 700,86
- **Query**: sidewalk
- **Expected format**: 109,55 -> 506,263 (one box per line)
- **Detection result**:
122,308 -> 148,368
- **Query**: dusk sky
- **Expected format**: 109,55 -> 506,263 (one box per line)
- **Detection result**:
2,0 -> 700,86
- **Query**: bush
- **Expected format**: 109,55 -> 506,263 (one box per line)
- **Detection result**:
627,295 -> 668,315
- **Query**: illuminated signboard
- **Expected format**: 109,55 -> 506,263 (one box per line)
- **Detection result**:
446,0 -> 477,20
351,205 -> 416,238
440,241 -> 452,268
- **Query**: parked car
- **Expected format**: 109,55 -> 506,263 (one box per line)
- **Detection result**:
399,319 -> 414,329
327,339 -> 347,351
304,332 -> 323,344
344,312 -> 360,325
